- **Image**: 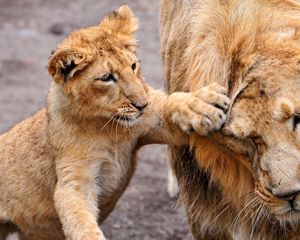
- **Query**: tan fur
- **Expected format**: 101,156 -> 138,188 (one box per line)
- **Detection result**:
160,0 -> 300,239
0,6 -> 230,240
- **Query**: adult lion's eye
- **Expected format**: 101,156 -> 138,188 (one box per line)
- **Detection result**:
95,74 -> 116,82
293,115 -> 300,130
131,63 -> 136,71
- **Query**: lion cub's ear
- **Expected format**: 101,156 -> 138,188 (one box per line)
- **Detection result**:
48,48 -> 94,84
100,5 -> 139,39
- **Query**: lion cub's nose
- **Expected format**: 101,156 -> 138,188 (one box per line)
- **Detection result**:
131,101 -> 148,112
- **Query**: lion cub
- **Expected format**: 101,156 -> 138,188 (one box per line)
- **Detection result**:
0,6 -> 229,240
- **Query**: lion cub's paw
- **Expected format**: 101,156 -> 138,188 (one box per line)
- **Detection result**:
170,83 -> 230,136
79,229 -> 107,240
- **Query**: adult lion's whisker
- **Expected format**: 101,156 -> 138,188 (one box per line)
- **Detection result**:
208,204 -> 230,225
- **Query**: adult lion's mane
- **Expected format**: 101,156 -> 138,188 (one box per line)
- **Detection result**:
160,0 -> 300,239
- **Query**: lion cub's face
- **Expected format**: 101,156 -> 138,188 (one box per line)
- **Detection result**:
48,6 -> 148,126
225,50 -> 300,222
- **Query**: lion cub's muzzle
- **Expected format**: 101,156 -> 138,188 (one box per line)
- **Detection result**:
115,101 -> 149,125
131,101 -> 148,112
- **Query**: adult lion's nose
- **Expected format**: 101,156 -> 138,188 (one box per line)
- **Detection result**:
268,173 -> 300,202
272,188 -> 300,201
291,192 -> 300,211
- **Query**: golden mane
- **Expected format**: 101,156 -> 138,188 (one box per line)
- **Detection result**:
161,0 -> 300,239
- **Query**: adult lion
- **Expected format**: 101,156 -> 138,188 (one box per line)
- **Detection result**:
160,0 -> 300,239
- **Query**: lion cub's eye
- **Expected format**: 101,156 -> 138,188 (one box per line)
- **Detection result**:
293,115 -> 300,131
95,74 -> 116,82
131,63 -> 136,71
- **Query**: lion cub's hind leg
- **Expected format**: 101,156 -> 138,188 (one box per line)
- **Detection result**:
20,230 -> 64,240
0,222 -> 19,240
17,221 -> 64,240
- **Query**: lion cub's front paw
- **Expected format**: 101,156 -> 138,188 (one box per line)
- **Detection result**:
80,233 -> 107,240
170,83 -> 230,136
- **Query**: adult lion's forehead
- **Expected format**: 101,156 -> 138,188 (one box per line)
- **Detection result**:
250,69 -> 300,98
273,78 -> 300,101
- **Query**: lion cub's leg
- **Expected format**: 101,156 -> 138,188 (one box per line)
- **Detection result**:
0,222 -> 32,240
19,222 -> 65,240
0,222 -> 17,240
54,156 -> 105,240
165,83 -> 230,197
20,231 -> 63,240
167,83 -> 229,136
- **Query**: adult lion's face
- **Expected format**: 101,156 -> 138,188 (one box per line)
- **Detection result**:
225,52 -> 300,221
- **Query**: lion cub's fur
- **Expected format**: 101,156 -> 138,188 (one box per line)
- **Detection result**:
0,6 -> 229,240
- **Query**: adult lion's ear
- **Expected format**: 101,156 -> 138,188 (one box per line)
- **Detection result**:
100,5 -> 139,38
223,100 -> 256,139
48,48 -> 94,84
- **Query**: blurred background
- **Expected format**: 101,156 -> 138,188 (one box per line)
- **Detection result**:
0,0 -> 192,239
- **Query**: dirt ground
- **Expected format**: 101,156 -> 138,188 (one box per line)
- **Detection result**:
0,0 -> 193,239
